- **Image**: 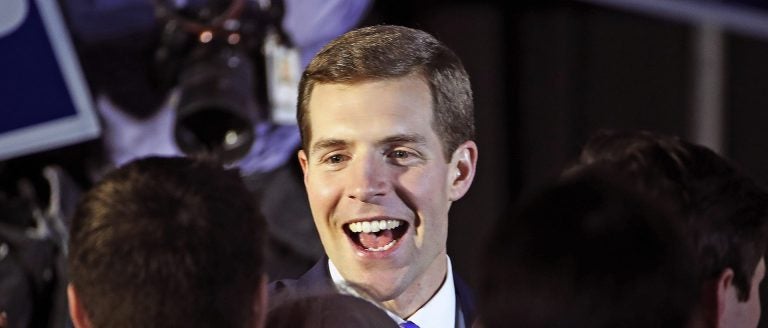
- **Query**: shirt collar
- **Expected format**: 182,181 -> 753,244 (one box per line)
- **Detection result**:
328,256 -> 457,328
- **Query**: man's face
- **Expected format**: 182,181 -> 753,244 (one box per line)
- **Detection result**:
298,76 -> 476,309
721,258 -> 766,328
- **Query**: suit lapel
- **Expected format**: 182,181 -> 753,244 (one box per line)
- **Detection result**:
453,271 -> 477,327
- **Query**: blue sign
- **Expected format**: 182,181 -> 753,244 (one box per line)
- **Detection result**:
0,0 -> 100,160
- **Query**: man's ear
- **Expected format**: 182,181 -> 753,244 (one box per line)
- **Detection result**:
448,140 -> 478,201
298,150 -> 309,183
715,268 -> 736,327
252,274 -> 268,328
67,284 -> 92,328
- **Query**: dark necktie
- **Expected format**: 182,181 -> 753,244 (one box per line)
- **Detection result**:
400,321 -> 420,328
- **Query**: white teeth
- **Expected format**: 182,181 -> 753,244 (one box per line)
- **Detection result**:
370,221 -> 380,233
348,219 -> 403,233
366,239 -> 397,252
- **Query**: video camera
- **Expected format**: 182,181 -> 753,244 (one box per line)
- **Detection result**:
153,0 -> 295,163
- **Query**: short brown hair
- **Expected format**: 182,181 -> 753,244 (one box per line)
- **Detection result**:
297,25 -> 474,160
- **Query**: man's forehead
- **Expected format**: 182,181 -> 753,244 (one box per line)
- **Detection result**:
308,76 -> 433,112
308,78 -> 434,117
303,76 -> 440,152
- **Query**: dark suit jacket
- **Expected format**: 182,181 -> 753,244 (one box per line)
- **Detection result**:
268,257 -> 477,326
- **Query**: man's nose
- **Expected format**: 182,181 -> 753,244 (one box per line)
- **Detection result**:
346,156 -> 388,202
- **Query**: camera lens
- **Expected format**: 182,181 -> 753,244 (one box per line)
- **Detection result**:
174,46 -> 257,163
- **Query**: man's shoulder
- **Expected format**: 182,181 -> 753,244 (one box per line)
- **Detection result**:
268,258 -> 337,307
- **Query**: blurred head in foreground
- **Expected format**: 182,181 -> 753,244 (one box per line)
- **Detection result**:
67,156 -> 267,328
267,293 -> 398,328
566,129 -> 768,328
479,169 -> 699,328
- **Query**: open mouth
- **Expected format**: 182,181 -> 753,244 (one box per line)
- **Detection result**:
344,219 -> 409,252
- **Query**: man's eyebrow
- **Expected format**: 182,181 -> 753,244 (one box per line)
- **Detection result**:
309,134 -> 427,155
377,134 -> 427,147
310,138 -> 348,156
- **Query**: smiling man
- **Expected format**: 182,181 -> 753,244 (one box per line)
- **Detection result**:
268,25 -> 478,328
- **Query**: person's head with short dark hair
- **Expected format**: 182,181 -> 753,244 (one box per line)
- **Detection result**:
67,156 -> 267,328
266,294 -> 398,328
297,24 -> 474,160
478,169 -> 699,328
563,129 -> 692,206
565,129 -> 768,328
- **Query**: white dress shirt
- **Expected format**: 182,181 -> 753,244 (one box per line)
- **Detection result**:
329,255 -> 462,328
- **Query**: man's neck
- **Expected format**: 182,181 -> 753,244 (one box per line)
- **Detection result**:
381,253 -> 448,318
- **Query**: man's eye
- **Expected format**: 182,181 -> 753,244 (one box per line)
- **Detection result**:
390,150 -> 410,159
387,149 -> 422,165
327,154 -> 345,163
